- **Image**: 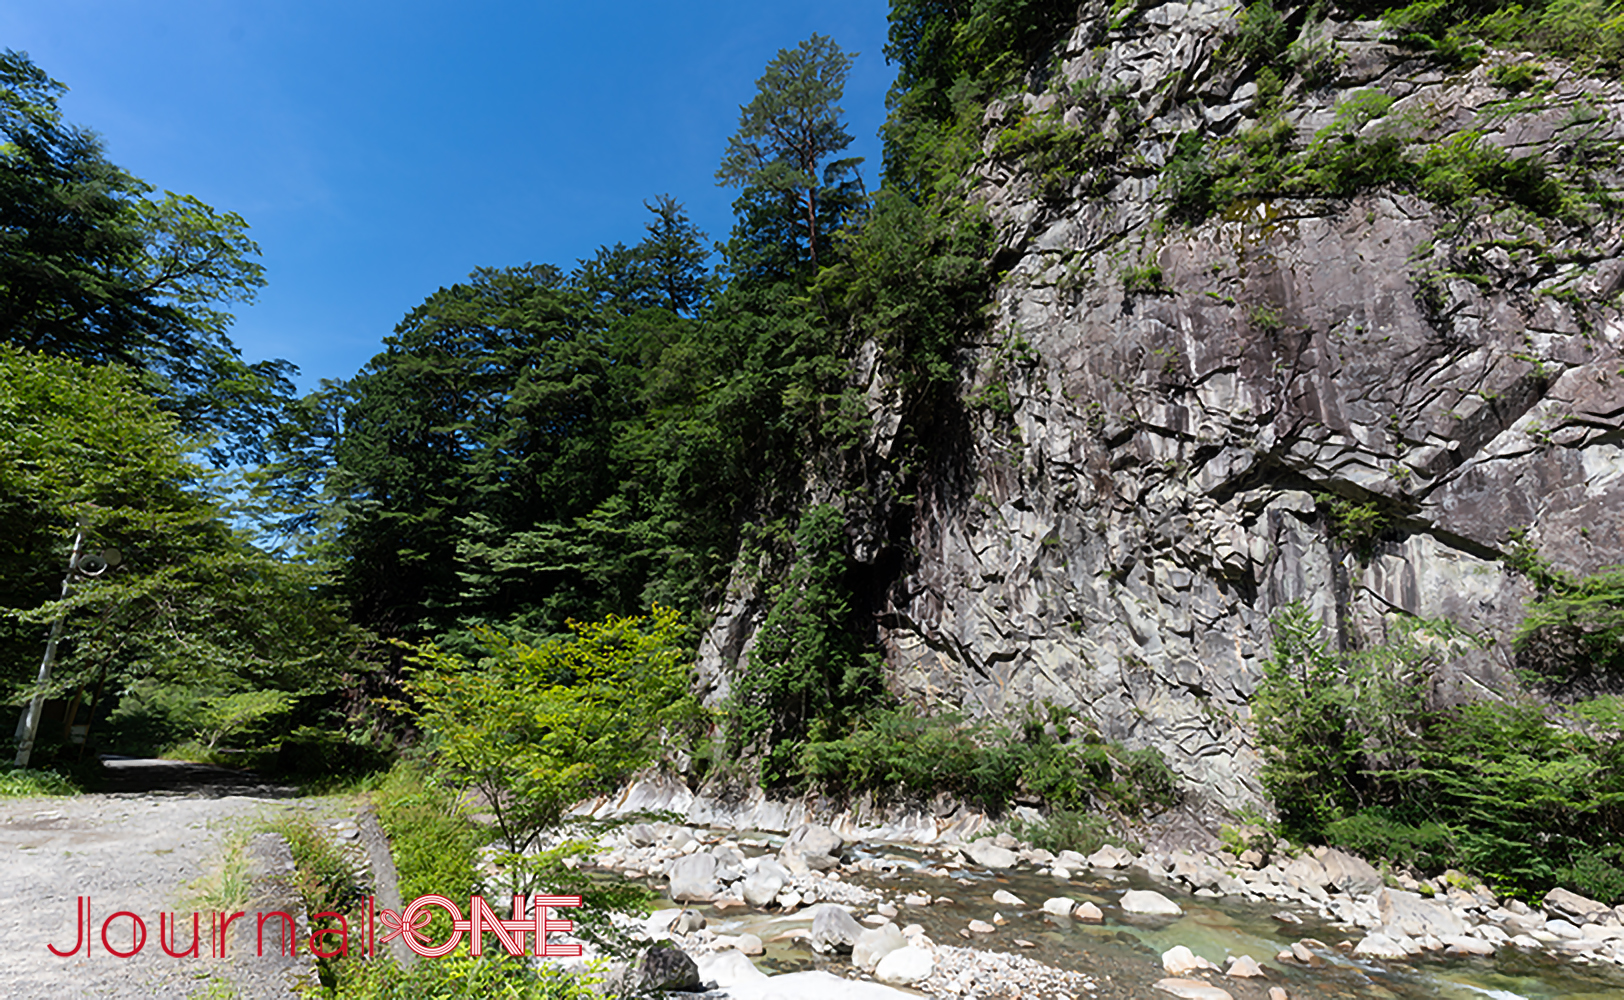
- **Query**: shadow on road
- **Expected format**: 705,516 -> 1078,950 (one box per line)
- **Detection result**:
96,755 -> 298,798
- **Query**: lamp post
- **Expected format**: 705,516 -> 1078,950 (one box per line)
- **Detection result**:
13,520 -> 120,769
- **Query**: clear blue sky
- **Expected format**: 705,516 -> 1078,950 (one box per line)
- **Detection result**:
1,2 -> 895,392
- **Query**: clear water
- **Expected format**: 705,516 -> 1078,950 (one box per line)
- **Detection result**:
620,834 -> 1624,999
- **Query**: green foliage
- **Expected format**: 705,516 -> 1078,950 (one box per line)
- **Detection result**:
989,105 -> 1117,203
886,0 -> 1079,104
372,763 -> 483,930
406,608 -> 696,889
1160,52 -> 1605,226
268,811 -> 370,927
329,955 -> 597,1000
0,50 -> 293,465
1489,60 -> 1544,92
731,505 -> 883,780
0,346 -> 363,761
835,188 -> 992,389
797,707 -> 1017,810
797,704 -> 1180,818
1228,0 -> 1293,66
1255,601 -> 1624,902
1367,0 -> 1624,72
0,764 -> 79,797
716,34 -> 863,272
1122,263 -> 1169,294
1502,529 -> 1624,683
1315,492 -> 1394,558
1005,808 -> 1114,856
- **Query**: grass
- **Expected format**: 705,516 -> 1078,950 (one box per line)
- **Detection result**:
0,765 -> 80,797
182,825 -> 256,914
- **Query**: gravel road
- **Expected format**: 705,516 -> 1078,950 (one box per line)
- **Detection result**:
0,758 -> 307,999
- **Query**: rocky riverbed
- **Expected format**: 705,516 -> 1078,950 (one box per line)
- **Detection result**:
563,819 -> 1624,999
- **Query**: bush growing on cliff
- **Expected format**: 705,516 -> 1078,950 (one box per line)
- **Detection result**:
1255,601 -> 1624,902
797,704 -> 1180,819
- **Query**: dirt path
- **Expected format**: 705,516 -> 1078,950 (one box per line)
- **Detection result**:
0,759 -> 308,999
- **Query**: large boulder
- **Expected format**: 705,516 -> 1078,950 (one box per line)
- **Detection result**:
1319,848 -> 1383,894
638,942 -> 701,992
696,949 -> 769,987
810,903 -> 866,953
1121,889 -> 1184,916
1282,855 -> 1330,891
742,857 -> 790,907
781,823 -> 844,870
667,852 -> 720,903
1377,889 -> 1467,938
1544,886 -> 1610,924
874,945 -> 935,986
964,839 -> 1019,869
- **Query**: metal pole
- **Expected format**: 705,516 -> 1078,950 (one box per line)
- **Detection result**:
14,523 -> 85,768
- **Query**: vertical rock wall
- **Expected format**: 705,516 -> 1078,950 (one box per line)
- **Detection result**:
703,2 -> 1624,808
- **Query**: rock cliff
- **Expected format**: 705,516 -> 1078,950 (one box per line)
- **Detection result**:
701,2 -> 1624,808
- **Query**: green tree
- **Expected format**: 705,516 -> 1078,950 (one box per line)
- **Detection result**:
716,34 -> 865,272
0,345 -> 361,760
0,50 -> 292,465
405,607 -> 699,890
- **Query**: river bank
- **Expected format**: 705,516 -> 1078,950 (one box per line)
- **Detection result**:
563,810 -> 1624,1000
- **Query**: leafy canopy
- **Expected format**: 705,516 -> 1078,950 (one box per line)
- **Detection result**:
0,49 -> 293,465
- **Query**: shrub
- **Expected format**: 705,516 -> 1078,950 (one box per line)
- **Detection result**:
1255,601 -> 1624,902
406,607 -> 697,889
1007,808 -> 1114,856
798,704 -> 1179,819
330,954 -> 597,999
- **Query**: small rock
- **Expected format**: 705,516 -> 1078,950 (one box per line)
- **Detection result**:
1088,844 -> 1136,868
1042,897 -> 1077,916
1074,901 -> 1104,923
735,933 -> 763,956
1162,945 -> 1218,974
1015,938 -> 1036,948
1226,954 -> 1266,977
993,888 -> 1025,907
1442,934 -> 1495,956
1153,978 -> 1235,1000
1353,933 -> 1410,960
1269,989 -> 1289,1000
968,919 -> 996,934
673,908 -> 706,934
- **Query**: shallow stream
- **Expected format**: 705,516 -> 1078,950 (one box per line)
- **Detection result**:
619,833 -> 1624,1000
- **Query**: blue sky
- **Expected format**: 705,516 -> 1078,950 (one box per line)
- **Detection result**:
1,2 -> 895,392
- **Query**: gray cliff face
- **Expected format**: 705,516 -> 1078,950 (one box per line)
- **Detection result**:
702,3 -> 1624,807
